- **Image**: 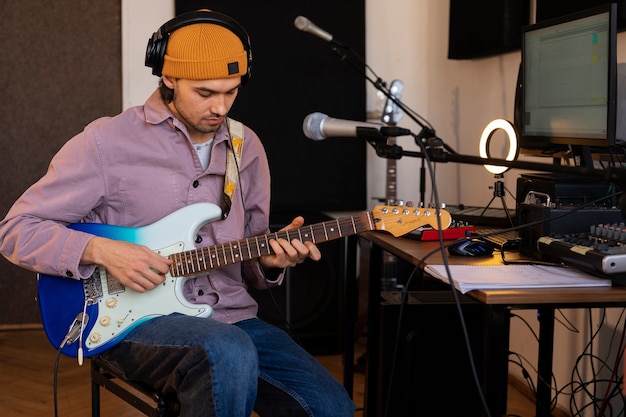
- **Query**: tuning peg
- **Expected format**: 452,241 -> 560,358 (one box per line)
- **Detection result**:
406,201 -> 414,207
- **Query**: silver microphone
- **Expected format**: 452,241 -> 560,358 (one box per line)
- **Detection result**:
303,112 -> 411,141
294,16 -> 334,43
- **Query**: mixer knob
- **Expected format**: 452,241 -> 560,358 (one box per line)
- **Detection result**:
596,243 -> 609,251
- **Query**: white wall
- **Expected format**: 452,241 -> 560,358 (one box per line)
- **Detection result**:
123,1 -> 625,414
122,0 -> 173,109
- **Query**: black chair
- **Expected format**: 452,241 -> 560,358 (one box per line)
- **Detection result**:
91,356 -> 180,417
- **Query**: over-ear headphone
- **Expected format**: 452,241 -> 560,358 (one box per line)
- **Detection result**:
145,10 -> 252,84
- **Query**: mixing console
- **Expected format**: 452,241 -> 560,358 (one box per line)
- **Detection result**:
536,222 -> 626,281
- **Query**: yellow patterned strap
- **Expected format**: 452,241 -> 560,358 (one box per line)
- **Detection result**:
222,118 -> 244,218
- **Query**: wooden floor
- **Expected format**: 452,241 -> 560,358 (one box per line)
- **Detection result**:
0,328 -> 537,416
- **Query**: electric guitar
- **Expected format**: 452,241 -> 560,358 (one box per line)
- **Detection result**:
38,202 -> 451,358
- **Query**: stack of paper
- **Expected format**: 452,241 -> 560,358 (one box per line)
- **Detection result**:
424,264 -> 612,294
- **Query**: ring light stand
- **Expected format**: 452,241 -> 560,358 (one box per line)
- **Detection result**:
477,119 -> 519,227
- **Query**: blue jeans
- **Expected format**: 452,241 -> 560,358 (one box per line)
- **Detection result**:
98,314 -> 355,417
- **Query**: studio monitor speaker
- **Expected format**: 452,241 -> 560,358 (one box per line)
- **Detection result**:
448,0 -> 530,59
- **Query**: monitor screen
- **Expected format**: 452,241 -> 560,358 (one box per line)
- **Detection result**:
518,3 -> 617,162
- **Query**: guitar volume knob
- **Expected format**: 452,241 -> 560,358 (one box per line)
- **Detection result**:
89,332 -> 102,344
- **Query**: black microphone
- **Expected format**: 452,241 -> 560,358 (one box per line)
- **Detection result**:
294,16 -> 339,45
303,112 -> 411,141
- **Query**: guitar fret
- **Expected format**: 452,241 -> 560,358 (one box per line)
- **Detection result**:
200,248 -> 208,270
253,236 -> 261,257
227,243 -> 233,264
263,235 -> 270,254
221,245 -> 227,266
212,247 -> 220,268
245,239 -> 253,261
207,247 -> 215,269
194,249 -> 202,272
231,242 -> 239,264
187,252 -> 195,274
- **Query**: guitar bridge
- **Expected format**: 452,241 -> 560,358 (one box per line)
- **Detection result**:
82,267 -> 104,303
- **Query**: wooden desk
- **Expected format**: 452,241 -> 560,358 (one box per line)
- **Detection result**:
360,231 -> 626,417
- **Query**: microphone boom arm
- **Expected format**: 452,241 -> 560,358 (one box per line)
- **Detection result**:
380,135 -> 626,185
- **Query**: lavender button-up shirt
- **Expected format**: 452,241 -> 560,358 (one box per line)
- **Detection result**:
0,89 -> 283,323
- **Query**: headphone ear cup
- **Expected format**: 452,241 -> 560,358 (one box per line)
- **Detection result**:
241,54 -> 252,84
144,37 -> 157,74
145,36 -> 167,77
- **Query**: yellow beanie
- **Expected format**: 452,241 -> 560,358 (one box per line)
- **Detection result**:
162,23 -> 248,80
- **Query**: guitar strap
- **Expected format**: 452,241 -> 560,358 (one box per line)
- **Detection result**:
222,118 -> 244,219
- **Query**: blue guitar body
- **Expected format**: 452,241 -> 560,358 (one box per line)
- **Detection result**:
38,203 -> 222,358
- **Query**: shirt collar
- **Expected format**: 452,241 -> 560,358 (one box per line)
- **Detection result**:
143,89 -> 230,145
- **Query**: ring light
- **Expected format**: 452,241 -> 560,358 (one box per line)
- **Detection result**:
479,119 -> 519,175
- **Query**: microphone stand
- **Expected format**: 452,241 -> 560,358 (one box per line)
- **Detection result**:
327,42 -> 445,204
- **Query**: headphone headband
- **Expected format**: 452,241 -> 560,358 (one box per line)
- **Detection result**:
145,10 -> 252,83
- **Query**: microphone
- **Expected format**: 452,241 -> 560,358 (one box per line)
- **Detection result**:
303,112 -> 411,141
294,16 -> 337,44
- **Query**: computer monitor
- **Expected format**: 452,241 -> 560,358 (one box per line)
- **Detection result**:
516,3 -> 618,166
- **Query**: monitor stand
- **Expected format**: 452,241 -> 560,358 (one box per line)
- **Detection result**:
569,145 -> 594,167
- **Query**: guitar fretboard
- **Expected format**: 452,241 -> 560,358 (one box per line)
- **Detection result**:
385,137 -> 397,204
169,212 -> 375,277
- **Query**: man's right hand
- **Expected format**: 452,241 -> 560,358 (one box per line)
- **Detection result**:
81,236 -> 173,293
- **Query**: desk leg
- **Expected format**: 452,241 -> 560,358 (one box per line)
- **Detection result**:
482,306 -> 511,417
364,239 -> 382,417
536,308 -> 555,417
341,235 -> 358,398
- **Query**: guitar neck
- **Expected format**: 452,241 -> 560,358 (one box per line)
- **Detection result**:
385,137 -> 397,203
169,212 -> 374,277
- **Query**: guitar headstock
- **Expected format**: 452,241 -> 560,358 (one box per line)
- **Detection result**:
372,205 -> 451,237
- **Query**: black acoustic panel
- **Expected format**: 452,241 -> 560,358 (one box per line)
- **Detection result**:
448,0 -> 530,59
0,0 -> 122,325
176,0 -> 367,215
536,0 -> 626,30
248,213 -> 345,355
